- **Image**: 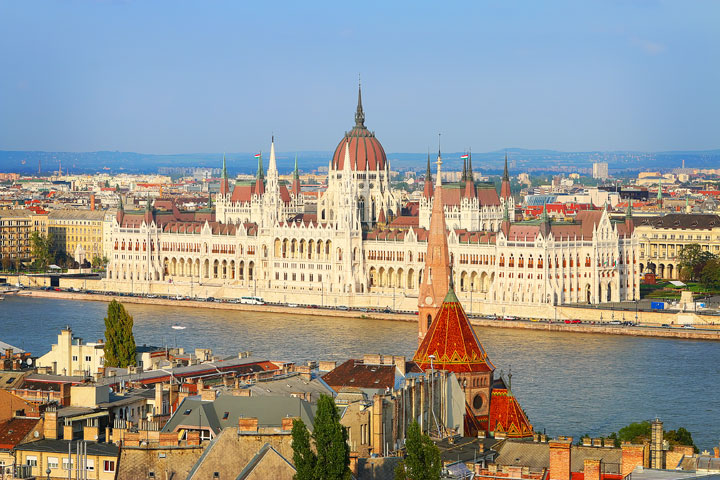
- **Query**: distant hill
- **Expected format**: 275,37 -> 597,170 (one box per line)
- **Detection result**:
1,149 -> 719,176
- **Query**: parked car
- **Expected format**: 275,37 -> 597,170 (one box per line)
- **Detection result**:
682,324 -> 696,329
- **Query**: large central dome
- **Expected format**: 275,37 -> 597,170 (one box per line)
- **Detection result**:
331,85 -> 387,172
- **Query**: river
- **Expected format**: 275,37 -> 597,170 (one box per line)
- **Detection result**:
1,295 -> 718,450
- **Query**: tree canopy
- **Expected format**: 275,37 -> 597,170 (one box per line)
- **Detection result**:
103,300 -> 137,368
395,421 -> 441,480
678,244 -> 716,281
291,394 -> 350,480
30,231 -> 55,269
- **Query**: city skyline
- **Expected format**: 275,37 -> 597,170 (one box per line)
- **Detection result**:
1,1 -> 719,155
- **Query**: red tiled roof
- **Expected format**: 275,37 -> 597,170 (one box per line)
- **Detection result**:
413,288 -> 494,374
0,417 -> 40,449
322,359 -> 397,391
488,388 -> 534,438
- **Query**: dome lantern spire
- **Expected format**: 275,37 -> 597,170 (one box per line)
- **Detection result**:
355,76 -> 365,128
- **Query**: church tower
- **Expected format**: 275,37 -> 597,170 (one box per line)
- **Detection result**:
417,151 -> 451,342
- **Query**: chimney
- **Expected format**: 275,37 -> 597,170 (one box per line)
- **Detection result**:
713,447 -> 719,459
393,356 -> 406,376
622,444 -> 647,477
651,419 -> 664,469
154,384 -> 164,416
90,194 -> 96,211
44,407 -> 58,440
584,459 -> 601,480
549,440 -> 572,480
186,431 -> 200,446
83,419 -> 99,442
238,417 -> 258,433
63,423 -> 74,441
281,417 -> 298,432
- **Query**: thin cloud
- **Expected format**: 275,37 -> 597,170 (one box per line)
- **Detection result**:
631,37 -> 666,55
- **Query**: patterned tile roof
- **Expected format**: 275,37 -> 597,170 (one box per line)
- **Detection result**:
488,388 -> 534,438
413,288 -> 494,374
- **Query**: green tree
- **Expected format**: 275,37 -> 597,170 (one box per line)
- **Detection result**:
1,256 -> 12,271
664,428 -> 698,453
291,418 -> 316,480
103,300 -> 137,368
400,421 -> 441,480
699,258 -> 720,291
617,421 -> 651,444
678,244 -> 716,281
30,231 -> 55,270
312,394 -> 350,480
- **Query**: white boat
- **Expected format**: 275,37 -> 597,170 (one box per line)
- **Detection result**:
171,325 -> 186,330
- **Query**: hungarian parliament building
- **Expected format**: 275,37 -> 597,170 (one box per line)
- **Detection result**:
104,87 -> 640,311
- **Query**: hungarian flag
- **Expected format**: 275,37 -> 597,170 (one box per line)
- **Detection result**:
460,154 -> 469,159
254,153 -> 261,159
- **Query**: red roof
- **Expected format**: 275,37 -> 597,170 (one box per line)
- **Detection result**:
0,417 -> 40,449
332,127 -> 387,172
413,288 -> 494,374
488,388 -> 534,438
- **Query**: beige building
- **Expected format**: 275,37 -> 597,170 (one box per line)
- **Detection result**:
37,327 -> 162,377
635,214 -> 720,279
48,209 -> 106,264
0,209 -> 37,263
37,327 -> 106,377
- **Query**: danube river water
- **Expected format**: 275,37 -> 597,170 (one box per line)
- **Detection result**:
2,295 -> 719,449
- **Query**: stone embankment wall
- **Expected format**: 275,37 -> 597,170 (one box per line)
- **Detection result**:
15,288 -> 720,342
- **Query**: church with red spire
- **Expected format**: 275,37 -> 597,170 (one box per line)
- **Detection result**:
414,155 -> 534,439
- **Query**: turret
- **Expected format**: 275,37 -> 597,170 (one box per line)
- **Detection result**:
463,151 -> 476,199
291,154 -> 301,197
423,152 -> 434,199
219,154 -> 230,196
500,152 -> 512,200
254,152 -> 265,196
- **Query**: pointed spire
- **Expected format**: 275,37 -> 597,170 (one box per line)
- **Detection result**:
541,202 -> 549,222
462,158 -> 468,182
343,138 -> 352,173
503,201 -> 510,222
626,199 -> 633,218
423,150 -> 434,199
291,153 -> 302,197
500,151 -> 512,200
220,154 -> 230,196
467,148 -> 474,182
355,77 -> 365,128
503,151 -> 509,181
118,195 -> 124,211
425,151 -> 432,181
256,151 -> 264,180
437,134 -> 443,187
268,136 -> 277,173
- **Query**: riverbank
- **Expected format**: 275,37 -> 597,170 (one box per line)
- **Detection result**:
21,289 -> 720,341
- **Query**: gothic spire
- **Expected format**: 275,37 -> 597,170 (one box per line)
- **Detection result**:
425,151 -> 432,181
503,151 -> 509,181
354,78 -> 365,128
467,148 -> 474,182
222,153 -> 228,179
268,136 -> 277,174
626,199 -> 633,218
293,153 -> 299,179
462,157 -> 467,182
256,152 -> 264,180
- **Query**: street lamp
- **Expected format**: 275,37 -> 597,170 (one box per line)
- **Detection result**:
46,467 -> 51,480
428,354 -> 435,436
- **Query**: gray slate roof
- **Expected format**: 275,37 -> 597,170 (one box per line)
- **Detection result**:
162,395 -> 316,436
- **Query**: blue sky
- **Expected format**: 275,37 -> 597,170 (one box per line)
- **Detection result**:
0,1 -> 718,154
